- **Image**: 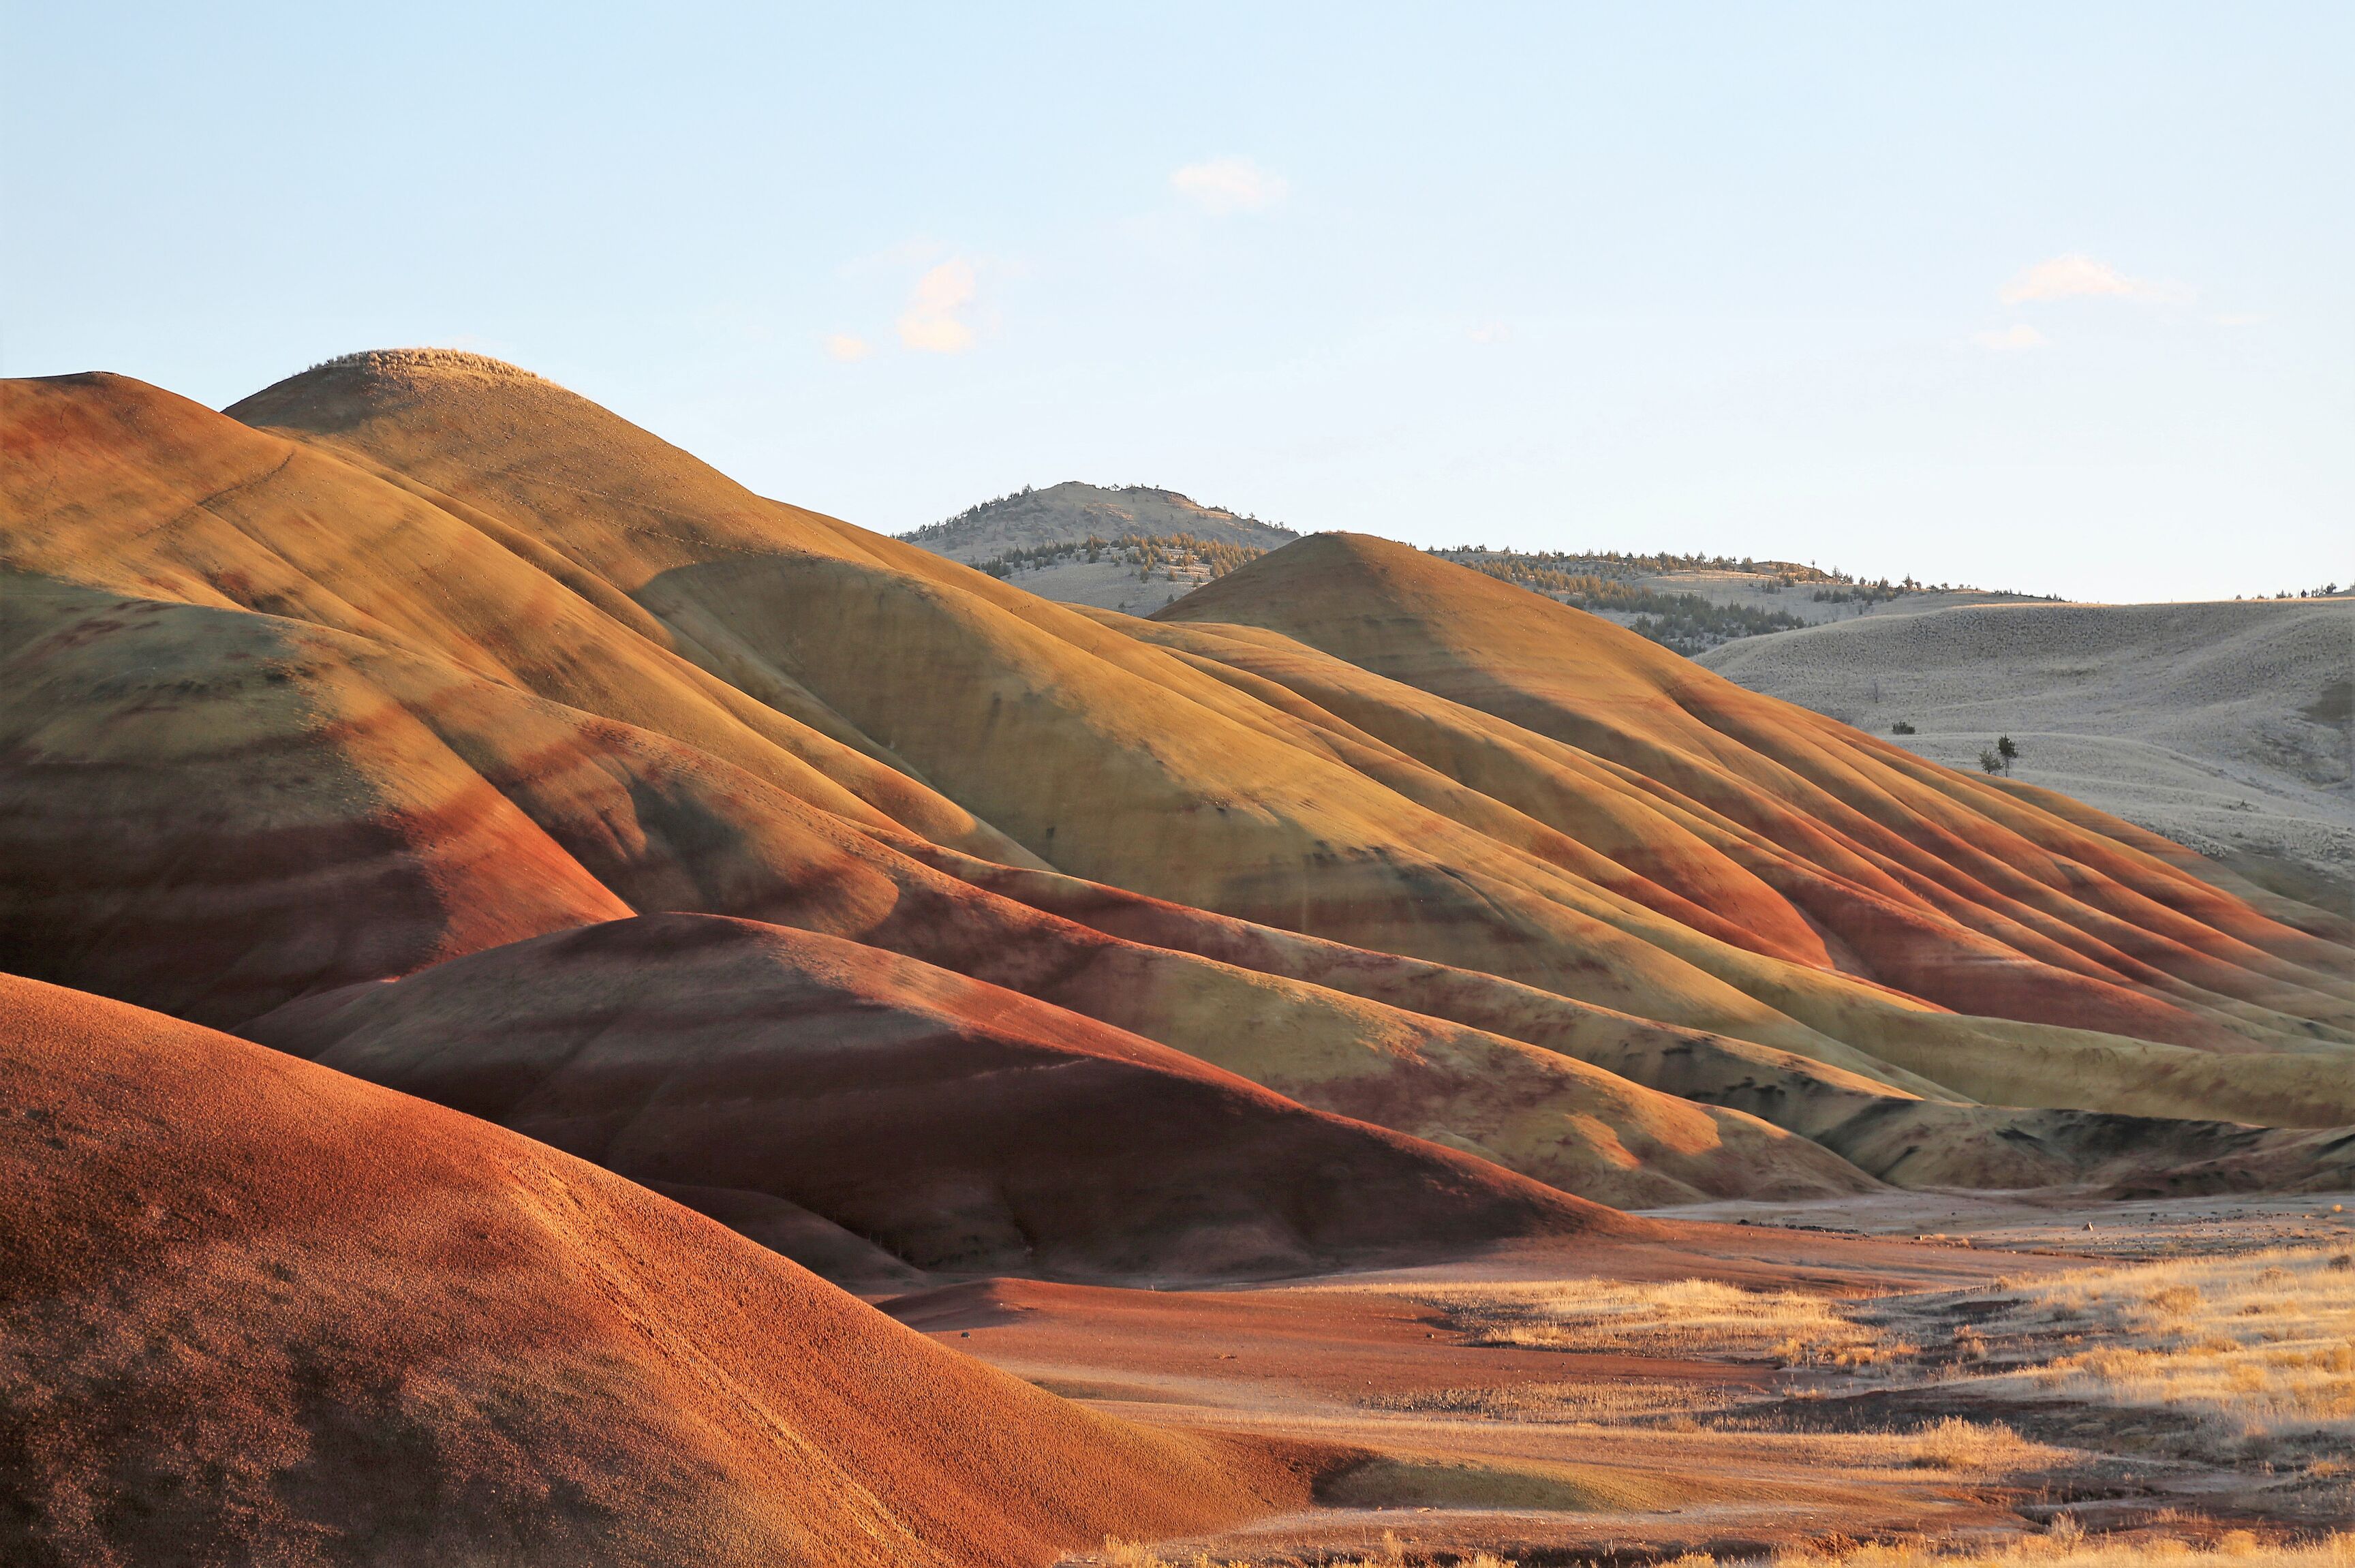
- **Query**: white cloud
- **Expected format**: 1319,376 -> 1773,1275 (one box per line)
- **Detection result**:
823,333 -> 872,362
1467,322 -> 1511,344
1171,155 -> 1289,214
2214,311 -> 2267,327
1974,324 -> 2047,352
897,260 -> 977,354
1999,253 -> 2191,305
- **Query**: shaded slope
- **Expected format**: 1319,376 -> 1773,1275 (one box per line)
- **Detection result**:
1156,536 -> 2354,1051
242,913 -> 1632,1280
0,973 -> 1314,1567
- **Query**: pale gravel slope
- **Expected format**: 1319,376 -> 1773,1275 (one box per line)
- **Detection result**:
1699,598 -> 2355,917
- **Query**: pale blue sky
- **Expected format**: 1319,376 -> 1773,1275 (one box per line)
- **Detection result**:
5,3 -> 2348,600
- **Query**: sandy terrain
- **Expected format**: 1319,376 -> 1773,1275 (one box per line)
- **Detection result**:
1700,600 -> 2355,919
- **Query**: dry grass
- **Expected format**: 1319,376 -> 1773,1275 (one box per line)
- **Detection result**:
1755,1531 -> 2355,1568
1904,1416 -> 2048,1471
1396,1278 -> 1898,1366
1961,1249 -> 2355,1444
1361,1379 -> 1748,1422
1100,1531 -> 1512,1567
1093,1534 -> 2355,1568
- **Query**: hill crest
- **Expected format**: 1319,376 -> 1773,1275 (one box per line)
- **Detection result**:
904,480 -> 1299,564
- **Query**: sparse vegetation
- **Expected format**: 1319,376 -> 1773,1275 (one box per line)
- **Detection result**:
972,531 -> 1268,583
1373,1277 -> 1881,1364
906,483 -> 1294,547
1966,1248 -> 2355,1449
1742,1531 -> 2354,1568
1892,720 -> 1918,735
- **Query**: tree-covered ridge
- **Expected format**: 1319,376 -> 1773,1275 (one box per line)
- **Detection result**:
974,532 -> 1269,583
902,481 -> 1299,561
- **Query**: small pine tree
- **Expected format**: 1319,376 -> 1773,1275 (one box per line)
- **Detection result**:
1996,735 -> 2019,773
1978,748 -> 2004,775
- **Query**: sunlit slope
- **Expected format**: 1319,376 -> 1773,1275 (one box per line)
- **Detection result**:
1,570 -> 1882,1208
889,841 -> 2355,1179
1,371 -> 1030,864
0,974 -> 1306,1567
221,352 -> 1975,1056
1156,534 -> 2354,1055
11,354 -> 2346,1184
223,348 -> 2300,1094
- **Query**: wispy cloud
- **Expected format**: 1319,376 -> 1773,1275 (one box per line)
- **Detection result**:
823,333 -> 872,362
1974,324 -> 2047,352
1999,253 -> 2191,305
897,260 -> 977,353
2214,311 -> 2267,328
1171,155 -> 1289,214
1466,322 -> 1511,344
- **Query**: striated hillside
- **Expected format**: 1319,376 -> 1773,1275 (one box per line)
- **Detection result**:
9,351 -> 2355,1557
6,350 -> 2352,1268
0,974 -> 1312,1566
1700,598 -> 2355,928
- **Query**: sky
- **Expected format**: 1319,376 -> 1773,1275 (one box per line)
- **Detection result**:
5,2 -> 2349,602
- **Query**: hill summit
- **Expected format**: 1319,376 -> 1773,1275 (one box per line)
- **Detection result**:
904,481 -> 1297,563
900,481 -> 1302,612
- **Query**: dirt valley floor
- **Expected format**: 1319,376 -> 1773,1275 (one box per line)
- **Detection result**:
877,1197 -> 2355,1565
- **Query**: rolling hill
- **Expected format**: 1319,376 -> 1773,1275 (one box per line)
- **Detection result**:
1699,598 -> 2354,929
5,349 -> 2352,1259
0,973 -> 1314,1566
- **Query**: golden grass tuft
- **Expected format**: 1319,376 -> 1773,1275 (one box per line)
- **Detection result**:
1905,1417 -> 2045,1471
1384,1277 -> 1879,1366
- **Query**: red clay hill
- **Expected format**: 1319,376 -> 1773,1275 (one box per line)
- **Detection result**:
5,352 -> 2352,1222
6,350 -> 2355,1555
0,974 -> 1323,1567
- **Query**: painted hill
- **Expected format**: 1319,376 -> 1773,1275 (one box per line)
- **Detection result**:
1698,598 -> 2355,930
0,973 -> 1313,1566
244,913 -> 1626,1282
6,351 -> 2352,1234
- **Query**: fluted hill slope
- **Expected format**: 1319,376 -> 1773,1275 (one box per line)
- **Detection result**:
243,913 -> 1633,1282
0,974 -> 1313,1567
1154,536 -> 2353,1052
5,352 -> 2350,1214
1697,597 -> 2354,934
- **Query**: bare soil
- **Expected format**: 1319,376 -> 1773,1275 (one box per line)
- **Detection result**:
873,1200 -> 2355,1564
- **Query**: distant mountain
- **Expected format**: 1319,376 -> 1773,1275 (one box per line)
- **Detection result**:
904,481 -> 1298,563
902,482 -> 1302,613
